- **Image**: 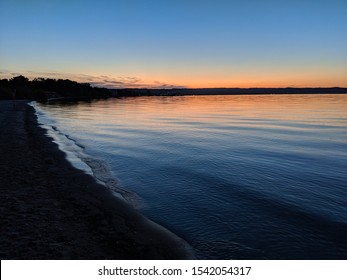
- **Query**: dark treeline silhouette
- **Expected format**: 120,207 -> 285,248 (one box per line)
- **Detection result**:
1,75 -> 346,100
0,75 -> 111,100
114,87 -> 347,97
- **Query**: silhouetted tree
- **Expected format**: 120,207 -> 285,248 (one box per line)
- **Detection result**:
9,75 -> 29,88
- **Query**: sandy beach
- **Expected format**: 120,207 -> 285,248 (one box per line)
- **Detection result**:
0,100 -> 194,259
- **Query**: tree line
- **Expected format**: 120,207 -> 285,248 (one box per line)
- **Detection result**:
0,75 -> 111,100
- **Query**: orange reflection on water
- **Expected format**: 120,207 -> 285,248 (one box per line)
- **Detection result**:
84,93 -> 346,122
51,94 -> 347,142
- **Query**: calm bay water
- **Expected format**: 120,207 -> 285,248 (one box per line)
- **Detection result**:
35,94 -> 347,259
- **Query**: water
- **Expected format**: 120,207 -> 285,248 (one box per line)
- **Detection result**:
34,94 -> 347,259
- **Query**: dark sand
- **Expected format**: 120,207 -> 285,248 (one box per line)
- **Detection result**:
0,100 -> 194,259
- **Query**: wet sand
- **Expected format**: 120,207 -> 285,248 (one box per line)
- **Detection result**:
0,100 -> 194,259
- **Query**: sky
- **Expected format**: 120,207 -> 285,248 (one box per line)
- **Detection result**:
0,0 -> 346,88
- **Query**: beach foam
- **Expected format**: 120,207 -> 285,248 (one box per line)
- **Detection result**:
31,102 -> 142,208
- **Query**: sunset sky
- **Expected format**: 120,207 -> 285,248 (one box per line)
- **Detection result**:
1,0 -> 346,88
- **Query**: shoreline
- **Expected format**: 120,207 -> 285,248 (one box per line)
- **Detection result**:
0,100 -> 194,259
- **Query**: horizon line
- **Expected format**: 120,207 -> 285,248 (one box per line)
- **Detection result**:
1,71 -> 347,90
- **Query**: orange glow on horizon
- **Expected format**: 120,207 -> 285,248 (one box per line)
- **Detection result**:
1,70 -> 346,89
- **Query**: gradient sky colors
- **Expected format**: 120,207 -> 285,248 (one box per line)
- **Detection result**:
1,0 -> 346,88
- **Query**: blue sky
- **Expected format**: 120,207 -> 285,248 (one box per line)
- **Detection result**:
1,0 -> 346,88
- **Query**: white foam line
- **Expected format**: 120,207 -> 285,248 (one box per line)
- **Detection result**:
30,102 -> 143,209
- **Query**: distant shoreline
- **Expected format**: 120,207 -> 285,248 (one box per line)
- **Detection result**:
113,87 -> 347,97
1,75 -> 346,100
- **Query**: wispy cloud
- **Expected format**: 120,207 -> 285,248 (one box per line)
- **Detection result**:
0,70 -> 186,89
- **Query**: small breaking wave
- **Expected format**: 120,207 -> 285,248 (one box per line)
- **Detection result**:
30,102 -> 142,208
